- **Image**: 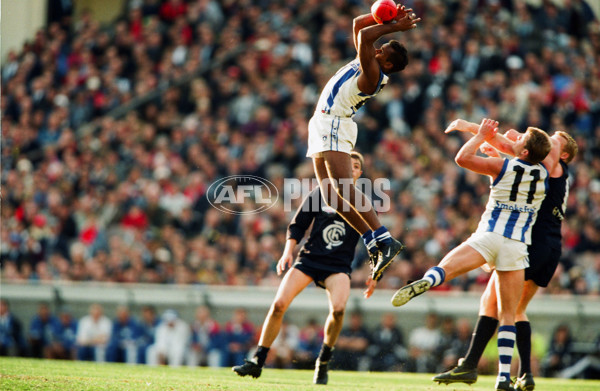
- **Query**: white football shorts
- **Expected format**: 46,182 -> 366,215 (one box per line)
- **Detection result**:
465,231 -> 529,271
306,114 -> 357,157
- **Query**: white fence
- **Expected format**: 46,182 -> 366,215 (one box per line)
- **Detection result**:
2,282 -> 599,342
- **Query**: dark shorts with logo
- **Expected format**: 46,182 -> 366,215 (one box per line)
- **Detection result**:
293,257 -> 351,289
526,241 -> 561,288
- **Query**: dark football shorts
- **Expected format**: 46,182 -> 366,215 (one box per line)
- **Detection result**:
525,241 -> 561,288
293,257 -> 351,289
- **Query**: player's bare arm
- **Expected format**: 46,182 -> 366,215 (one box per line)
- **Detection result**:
276,238 -> 297,275
455,118 -> 505,178
356,6 -> 419,94
446,118 -> 516,156
448,118 -> 562,175
352,5 -> 414,50
352,13 -> 379,51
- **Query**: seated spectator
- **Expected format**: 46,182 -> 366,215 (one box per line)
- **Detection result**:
559,332 -> 600,379
267,317 -> 300,369
332,311 -> 370,371
541,323 -> 576,377
0,299 -> 27,356
45,307 -> 77,360
368,312 -> 407,372
188,305 -> 223,367
406,312 -> 441,373
437,317 -> 473,373
29,302 -> 59,358
75,303 -> 112,362
107,305 -> 141,364
136,305 -> 159,364
146,309 -> 190,367
223,308 -> 255,367
294,318 -> 324,370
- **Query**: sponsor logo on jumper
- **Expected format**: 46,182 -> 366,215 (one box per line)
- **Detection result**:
495,201 -> 535,214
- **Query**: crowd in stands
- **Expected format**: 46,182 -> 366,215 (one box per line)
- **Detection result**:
2,300 -> 599,378
2,0 -> 600,299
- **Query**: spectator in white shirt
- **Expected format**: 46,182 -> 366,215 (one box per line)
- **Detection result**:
76,303 -> 112,362
146,309 -> 190,367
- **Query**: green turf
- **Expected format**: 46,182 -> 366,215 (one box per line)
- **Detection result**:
1,357 -> 599,391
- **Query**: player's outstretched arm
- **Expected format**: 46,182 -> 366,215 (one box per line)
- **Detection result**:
356,6 -> 420,94
354,4 -> 419,50
446,118 -> 516,156
277,239 -> 297,276
541,136 -> 562,173
353,14 -> 378,52
455,118 -> 505,178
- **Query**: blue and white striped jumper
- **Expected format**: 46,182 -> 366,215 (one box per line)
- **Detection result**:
475,158 -> 549,245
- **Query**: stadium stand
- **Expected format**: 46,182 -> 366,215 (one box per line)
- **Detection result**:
1,0 -> 599,376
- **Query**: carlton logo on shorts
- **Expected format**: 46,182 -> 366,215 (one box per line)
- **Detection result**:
206,175 -> 279,215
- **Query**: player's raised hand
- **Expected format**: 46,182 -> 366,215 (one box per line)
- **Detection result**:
504,128 -> 521,142
444,119 -> 462,133
480,142 -> 500,157
477,118 -> 499,140
363,276 -> 377,299
445,119 -> 479,134
393,5 -> 420,31
276,250 -> 294,276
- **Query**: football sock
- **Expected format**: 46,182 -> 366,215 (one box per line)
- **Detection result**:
373,226 -> 392,246
317,343 -> 333,363
516,321 -> 532,376
463,315 -> 499,369
423,266 -> 445,288
254,346 -> 270,367
362,230 -> 378,254
497,325 -> 516,383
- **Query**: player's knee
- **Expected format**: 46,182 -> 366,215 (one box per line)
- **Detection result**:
331,307 -> 345,321
271,300 -> 289,316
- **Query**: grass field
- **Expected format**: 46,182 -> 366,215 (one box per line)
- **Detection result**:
1,358 -> 599,391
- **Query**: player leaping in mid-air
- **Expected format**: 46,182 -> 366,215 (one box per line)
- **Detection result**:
306,3 -> 420,282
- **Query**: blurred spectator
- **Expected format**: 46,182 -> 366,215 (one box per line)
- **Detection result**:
75,303 -> 112,362
332,311 -> 370,371
294,318 -> 324,369
45,307 -> 77,360
0,300 -> 27,356
267,317 -> 300,369
188,305 -> 223,367
559,332 -> 600,379
406,312 -> 441,373
541,323 -> 576,377
146,309 -> 190,367
436,316 -> 473,372
368,312 -> 407,372
28,302 -> 60,358
136,305 -> 159,364
222,308 -> 255,367
107,305 -> 141,364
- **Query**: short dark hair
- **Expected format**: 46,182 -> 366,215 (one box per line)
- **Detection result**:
387,40 -> 409,74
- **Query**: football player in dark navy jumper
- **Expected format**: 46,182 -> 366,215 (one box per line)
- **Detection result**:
233,152 -> 377,385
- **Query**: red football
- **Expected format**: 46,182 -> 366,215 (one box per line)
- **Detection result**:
371,0 -> 398,24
